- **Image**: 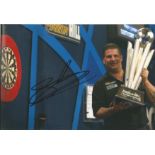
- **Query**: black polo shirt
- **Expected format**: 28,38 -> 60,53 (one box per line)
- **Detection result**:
92,73 -> 148,129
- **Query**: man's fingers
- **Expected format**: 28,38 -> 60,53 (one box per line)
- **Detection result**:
113,103 -> 130,112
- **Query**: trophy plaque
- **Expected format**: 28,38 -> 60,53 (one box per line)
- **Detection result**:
115,28 -> 154,106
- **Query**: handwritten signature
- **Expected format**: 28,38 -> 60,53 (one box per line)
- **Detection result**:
30,60 -> 94,106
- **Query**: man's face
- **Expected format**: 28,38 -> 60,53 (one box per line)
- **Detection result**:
103,48 -> 122,71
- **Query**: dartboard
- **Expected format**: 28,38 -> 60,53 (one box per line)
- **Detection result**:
0,35 -> 22,102
1,47 -> 18,89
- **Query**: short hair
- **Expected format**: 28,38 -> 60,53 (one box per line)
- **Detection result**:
102,43 -> 122,58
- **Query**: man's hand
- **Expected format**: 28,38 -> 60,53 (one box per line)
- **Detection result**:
110,102 -> 130,113
95,102 -> 130,119
141,68 -> 149,83
140,68 -> 155,104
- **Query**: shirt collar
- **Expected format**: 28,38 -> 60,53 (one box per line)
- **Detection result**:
106,72 -> 124,83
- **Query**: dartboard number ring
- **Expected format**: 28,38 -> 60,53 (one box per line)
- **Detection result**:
0,35 -> 22,102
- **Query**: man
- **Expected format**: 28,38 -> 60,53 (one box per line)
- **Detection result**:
92,43 -> 155,129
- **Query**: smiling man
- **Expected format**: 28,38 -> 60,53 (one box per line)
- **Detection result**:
92,43 -> 153,130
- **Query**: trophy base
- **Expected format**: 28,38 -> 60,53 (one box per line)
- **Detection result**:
115,85 -> 145,106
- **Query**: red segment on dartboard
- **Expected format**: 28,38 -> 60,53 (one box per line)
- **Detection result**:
0,35 -> 22,102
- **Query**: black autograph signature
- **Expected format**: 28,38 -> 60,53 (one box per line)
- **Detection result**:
30,60 -> 95,106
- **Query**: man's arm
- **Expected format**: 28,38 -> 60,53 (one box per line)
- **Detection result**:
141,68 -> 155,104
95,106 -> 114,118
92,81 -> 130,119
95,103 -> 129,119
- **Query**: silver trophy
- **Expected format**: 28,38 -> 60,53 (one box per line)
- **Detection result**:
115,28 -> 154,106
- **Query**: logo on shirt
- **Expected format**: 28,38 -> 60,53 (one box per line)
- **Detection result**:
105,81 -> 118,90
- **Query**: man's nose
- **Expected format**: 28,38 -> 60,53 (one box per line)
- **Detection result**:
111,56 -> 115,61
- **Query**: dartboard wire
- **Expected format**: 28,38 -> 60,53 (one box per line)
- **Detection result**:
1,70 -> 6,79
9,58 -> 14,67
4,71 -> 7,87
3,47 -> 8,65
7,50 -> 11,66
7,49 -> 9,68
9,66 -> 16,75
1,50 -> 5,66
3,49 -> 8,67
1,58 -> 6,69
7,71 -> 10,84
7,48 -> 11,68
9,69 -> 15,82
8,71 -> 12,84
8,48 -> 14,66
7,72 -> 11,87
4,49 -> 8,67
8,51 -> 11,64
